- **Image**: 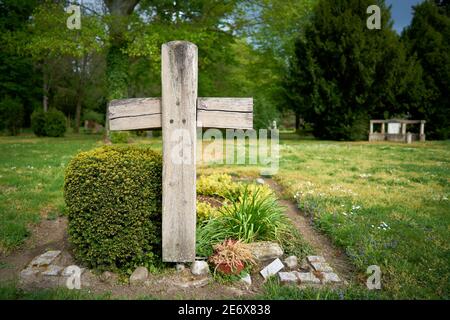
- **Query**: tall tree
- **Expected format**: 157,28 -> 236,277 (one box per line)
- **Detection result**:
234,0 -> 317,129
403,0 -> 450,139
286,0 -> 424,140
10,2 -> 105,132
103,0 -> 140,101
0,0 -> 41,127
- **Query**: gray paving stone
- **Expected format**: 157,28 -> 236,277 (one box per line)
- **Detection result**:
322,272 -> 341,283
284,256 -> 298,269
295,272 -> 321,284
310,262 -> 334,273
30,250 -> 61,267
42,265 -> 63,276
247,242 -> 283,263
20,267 -> 39,279
130,266 -> 148,285
191,261 -> 210,276
278,272 -> 298,284
260,258 -> 284,279
306,255 -> 326,264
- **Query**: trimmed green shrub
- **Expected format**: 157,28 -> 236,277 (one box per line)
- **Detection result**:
64,146 -> 163,272
31,109 -> 66,137
31,110 -> 47,137
110,131 -> 129,144
44,110 -> 66,137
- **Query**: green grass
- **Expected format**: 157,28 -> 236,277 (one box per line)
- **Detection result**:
0,134 -> 449,299
274,140 -> 450,299
256,278 -> 388,300
0,134 -> 101,253
0,281 -> 113,300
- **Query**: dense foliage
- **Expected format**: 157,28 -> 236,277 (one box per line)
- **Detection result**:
44,110 -> 66,137
0,0 -> 41,128
31,109 -> 66,137
403,0 -> 450,139
285,0 -> 425,140
0,96 -> 24,135
64,146 -> 162,271
30,110 -> 46,137
0,0 -> 448,137
196,180 -> 289,257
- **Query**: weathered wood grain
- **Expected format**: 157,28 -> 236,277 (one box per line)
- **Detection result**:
197,97 -> 253,129
108,98 -> 161,131
161,41 -> 198,262
109,97 -> 253,130
197,97 -> 253,112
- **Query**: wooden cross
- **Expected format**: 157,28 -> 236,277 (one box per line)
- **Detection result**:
108,41 -> 253,262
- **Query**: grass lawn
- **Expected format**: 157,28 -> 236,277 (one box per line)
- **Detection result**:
0,133 -> 448,299
273,138 -> 450,299
0,134 -> 101,253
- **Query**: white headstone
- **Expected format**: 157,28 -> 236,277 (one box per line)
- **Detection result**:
388,123 -> 401,134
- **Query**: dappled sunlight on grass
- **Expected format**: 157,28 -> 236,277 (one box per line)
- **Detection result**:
1,134 -> 448,298
274,140 -> 450,299
0,134 -> 101,253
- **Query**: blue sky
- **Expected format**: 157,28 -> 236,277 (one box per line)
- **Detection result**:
386,0 -> 425,33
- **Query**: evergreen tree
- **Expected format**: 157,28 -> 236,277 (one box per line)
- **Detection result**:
403,0 -> 450,139
0,0 -> 41,127
286,0 -> 424,140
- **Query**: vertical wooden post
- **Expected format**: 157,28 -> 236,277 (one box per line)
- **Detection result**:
161,41 -> 198,262
401,122 -> 407,135
420,121 -> 426,142
369,121 -> 373,134
381,122 -> 385,134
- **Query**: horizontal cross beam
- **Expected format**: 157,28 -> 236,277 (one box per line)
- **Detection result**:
108,97 -> 253,131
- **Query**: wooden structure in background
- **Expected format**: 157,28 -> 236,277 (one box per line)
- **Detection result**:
369,119 -> 426,143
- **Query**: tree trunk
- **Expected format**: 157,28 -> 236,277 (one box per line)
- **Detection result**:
103,0 -> 140,140
43,72 -> 49,112
74,56 -> 88,134
74,98 -> 82,134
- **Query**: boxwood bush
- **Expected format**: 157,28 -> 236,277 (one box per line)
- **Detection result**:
31,109 -> 66,137
31,110 -> 47,137
44,110 -> 66,137
64,146 -> 162,272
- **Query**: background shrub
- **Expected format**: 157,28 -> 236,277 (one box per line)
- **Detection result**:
197,174 -> 240,199
0,97 -> 24,136
196,201 -> 220,223
110,131 -> 129,144
82,109 -> 104,125
31,110 -> 47,137
64,146 -> 162,272
44,110 -> 66,137
31,109 -> 66,137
